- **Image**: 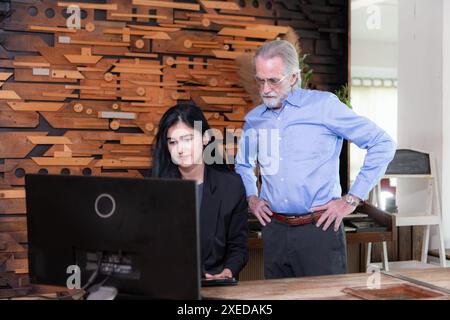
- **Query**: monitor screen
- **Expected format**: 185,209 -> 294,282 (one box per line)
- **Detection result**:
25,174 -> 200,299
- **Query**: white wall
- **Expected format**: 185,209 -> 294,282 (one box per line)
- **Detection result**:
352,40 -> 398,78
351,0 -> 399,79
350,87 -> 398,183
350,1 -> 399,184
397,0 -> 447,248
442,1 -> 450,248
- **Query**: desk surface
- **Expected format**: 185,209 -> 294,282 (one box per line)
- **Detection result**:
5,268 -> 450,300
201,268 -> 450,300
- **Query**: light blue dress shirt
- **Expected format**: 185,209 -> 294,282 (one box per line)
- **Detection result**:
235,88 -> 396,215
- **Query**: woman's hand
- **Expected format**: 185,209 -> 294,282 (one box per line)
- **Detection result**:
204,268 -> 233,279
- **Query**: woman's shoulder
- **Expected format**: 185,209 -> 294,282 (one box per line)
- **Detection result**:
207,165 -> 245,188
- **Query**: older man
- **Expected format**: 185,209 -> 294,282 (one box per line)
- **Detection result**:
235,40 -> 396,279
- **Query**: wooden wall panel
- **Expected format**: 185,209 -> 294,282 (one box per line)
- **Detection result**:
0,0 -> 349,285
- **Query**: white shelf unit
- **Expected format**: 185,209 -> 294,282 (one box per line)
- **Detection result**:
369,149 -> 447,269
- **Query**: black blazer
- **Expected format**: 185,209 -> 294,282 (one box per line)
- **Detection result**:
200,165 -> 249,277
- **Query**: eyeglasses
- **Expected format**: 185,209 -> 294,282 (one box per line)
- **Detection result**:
254,74 -> 288,88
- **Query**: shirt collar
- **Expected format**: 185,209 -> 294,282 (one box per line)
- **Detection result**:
260,88 -> 303,116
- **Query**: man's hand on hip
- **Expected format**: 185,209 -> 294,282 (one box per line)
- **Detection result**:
248,195 -> 273,227
311,196 -> 360,232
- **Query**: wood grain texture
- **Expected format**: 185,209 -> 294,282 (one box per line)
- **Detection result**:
200,1 -> 240,10
218,27 -> 281,39
0,189 -> 26,199
31,157 -> 94,166
210,50 -> 244,59
201,96 -> 247,105
64,54 -> 103,65
0,73 -> 13,81
27,136 -> 73,145
0,91 -> 22,100
0,104 -> 39,128
57,2 -> 118,10
28,25 -> 77,33
202,268 -> 450,300
132,0 -> 200,11
0,132 -> 48,158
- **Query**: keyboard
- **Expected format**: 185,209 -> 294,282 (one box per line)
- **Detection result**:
201,277 -> 238,287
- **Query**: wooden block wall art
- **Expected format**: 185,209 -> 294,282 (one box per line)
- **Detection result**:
0,0 -> 349,286
1,33 -> 51,53
132,0 -> 200,11
0,232 -> 27,282
64,48 -> 103,65
0,103 -> 40,128
200,1 -> 241,11
0,132 -> 49,158
7,102 -> 64,112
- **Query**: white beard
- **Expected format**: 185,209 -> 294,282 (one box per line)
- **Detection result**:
262,96 -> 283,109
261,86 -> 291,109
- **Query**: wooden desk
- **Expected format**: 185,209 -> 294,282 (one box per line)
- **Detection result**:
201,268 -> 450,300
387,268 -> 450,291
1,284 -> 84,300
5,269 -> 449,300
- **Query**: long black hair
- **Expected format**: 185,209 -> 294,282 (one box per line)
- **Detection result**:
151,102 -> 228,178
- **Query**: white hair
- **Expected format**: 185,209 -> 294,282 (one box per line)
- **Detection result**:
254,40 -> 301,88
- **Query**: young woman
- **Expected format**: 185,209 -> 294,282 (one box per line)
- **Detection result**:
152,103 -> 248,279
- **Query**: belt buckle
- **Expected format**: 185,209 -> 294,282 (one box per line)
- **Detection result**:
285,215 -> 298,220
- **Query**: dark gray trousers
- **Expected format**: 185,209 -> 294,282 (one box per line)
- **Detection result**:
262,219 -> 347,279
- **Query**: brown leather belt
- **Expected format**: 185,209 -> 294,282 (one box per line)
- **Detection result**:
272,210 -> 325,226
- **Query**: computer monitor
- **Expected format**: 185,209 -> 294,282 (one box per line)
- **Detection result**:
25,174 -> 200,299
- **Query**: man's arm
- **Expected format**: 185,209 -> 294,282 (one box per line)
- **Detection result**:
323,94 -> 397,200
235,121 -> 259,197
313,94 -> 396,231
235,121 -> 274,226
